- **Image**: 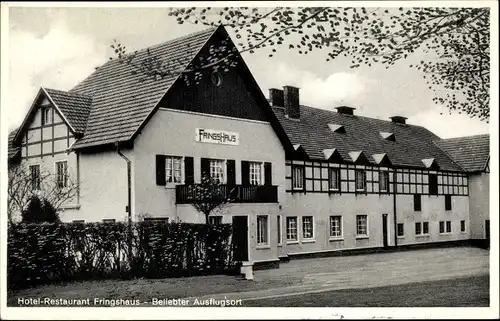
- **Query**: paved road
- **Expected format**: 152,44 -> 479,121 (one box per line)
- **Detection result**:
183,246 -> 489,304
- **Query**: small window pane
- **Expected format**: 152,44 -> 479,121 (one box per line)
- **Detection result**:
355,170 -> 366,191
286,217 -> 298,241
329,168 -> 340,191
209,216 -> 222,225
356,215 -> 368,236
293,166 -> 304,190
397,223 -> 404,236
423,222 -> 429,234
302,216 -> 314,239
257,216 -> 268,245
380,171 -> 389,192
329,216 -> 342,237
415,222 -> 422,235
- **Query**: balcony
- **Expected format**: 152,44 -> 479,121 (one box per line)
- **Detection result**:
176,184 -> 278,204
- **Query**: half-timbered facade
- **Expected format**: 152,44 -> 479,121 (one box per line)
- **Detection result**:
7,25 -> 490,268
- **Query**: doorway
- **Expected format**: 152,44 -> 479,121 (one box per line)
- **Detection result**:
232,216 -> 249,262
382,214 -> 389,248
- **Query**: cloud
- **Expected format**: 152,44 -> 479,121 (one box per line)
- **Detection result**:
265,62 -> 367,110
7,18 -> 107,131
410,109 -> 489,139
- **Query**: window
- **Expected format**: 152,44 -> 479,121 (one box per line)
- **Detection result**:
249,162 -> 262,185
379,171 -> 389,192
439,221 -> 452,234
277,215 -> 282,245
355,169 -> 366,191
302,216 -> 314,240
292,165 -> 304,190
329,216 -> 342,238
257,215 -> 269,245
460,220 -> 466,232
328,168 -> 340,191
423,222 -> 429,234
397,223 -> 404,237
429,174 -> 438,195
165,156 -> 182,183
209,159 -> 225,183
41,108 -> 51,126
55,161 -> 68,188
415,222 -> 422,235
102,219 -> 116,223
72,220 -> 85,224
445,195 -> 452,211
286,217 -> 298,241
29,165 -> 40,190
356,215 -> 368,236
209,216 -> 222,225
413,194 -> 421,211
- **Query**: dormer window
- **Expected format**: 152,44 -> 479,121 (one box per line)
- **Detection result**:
380,132 -> 395,141
41,108 -> 51,126
328,124 -> 346,133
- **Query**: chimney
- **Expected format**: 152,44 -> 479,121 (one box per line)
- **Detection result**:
283,86 -> 300,119
335,106 -> 356,115
390,116 -> 407,125
269,88 -> 284,107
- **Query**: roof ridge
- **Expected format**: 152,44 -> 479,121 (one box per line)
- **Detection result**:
437,133 -> 490,141
297,104 -> 428,130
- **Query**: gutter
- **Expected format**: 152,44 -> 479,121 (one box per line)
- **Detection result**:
393,170 -> 398,247
115,142 -> 132,224
116,142 -> 133,257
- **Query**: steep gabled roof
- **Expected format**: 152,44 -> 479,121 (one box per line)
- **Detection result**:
272,105 -> 463,171
69,27 -> 218,149
44,88 -> 92,134
434,134 -> 490,172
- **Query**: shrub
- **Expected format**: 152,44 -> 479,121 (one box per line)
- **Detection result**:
7,221 -> 236,290
21,196 -> 60,223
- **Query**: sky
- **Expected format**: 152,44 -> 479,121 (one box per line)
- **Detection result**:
3,4 -> 492,139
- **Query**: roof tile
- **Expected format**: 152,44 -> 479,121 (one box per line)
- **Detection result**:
434,134 -> 489,172
272,105 -> 463,171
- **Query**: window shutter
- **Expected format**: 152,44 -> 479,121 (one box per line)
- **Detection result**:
184,157 -> 194,184
241,161 -> 250,186
227,160 -> 236,186
156,155 -> 166,186
200,158 -> 210,180
264,162 -> 272,186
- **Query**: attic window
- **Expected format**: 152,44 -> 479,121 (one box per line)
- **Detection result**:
41,108 -> 51,126
380,132 -> 395,141
328,124 -> 346,133
211,71 -> 223,87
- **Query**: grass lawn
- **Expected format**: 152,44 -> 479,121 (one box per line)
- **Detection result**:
8,274 -> 303,307
243,275 -> 490,307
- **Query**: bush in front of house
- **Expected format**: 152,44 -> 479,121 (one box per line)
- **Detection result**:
21,196 -> 60,223
7,221 -> 236,290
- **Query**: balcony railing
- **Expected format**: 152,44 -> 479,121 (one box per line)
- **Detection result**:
176,184 -> 278,204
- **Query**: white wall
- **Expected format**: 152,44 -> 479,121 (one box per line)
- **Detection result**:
469,173 -> 490,239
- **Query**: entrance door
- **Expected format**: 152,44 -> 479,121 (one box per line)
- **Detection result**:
382,214 -> 388,248
232,216 -> 249,262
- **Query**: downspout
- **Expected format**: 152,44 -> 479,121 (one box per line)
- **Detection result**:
116,142 -> 132,258
393,169 -> 398,247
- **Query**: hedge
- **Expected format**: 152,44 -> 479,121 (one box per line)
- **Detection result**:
7,221 -> 238,290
